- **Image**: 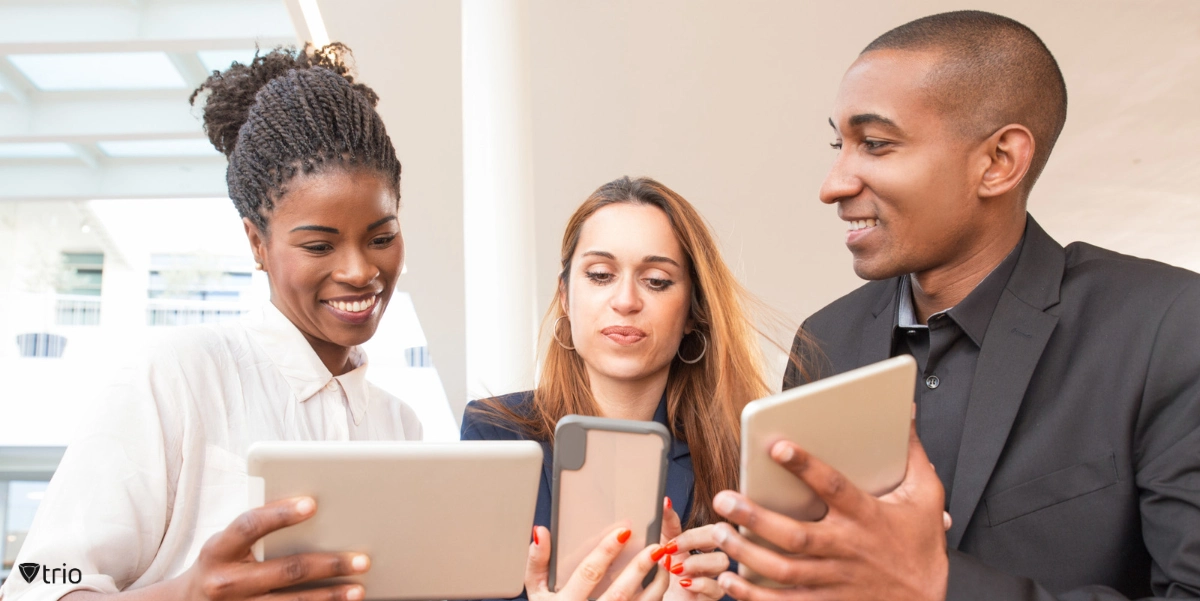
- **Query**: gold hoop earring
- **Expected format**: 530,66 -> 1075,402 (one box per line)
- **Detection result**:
552,315 -> 575,350
678,330 -> 707,364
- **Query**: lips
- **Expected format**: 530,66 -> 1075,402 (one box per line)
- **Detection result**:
320,293 -> 381,325
601,325 -> 647,346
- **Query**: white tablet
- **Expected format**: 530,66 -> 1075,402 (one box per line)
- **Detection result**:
247,440 -> 543,600
739,355 -> 916,585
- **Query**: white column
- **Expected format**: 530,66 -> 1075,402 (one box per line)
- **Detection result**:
461,0 -> 539,400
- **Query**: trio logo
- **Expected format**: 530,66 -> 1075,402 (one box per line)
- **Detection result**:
16,562 -> 83,585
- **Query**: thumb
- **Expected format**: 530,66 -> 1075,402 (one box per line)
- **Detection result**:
660,497 -> 682,542
898,422 -> 944,505
525,526 -> 552,593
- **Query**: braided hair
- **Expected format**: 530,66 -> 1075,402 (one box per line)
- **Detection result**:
190,43 -> 401,231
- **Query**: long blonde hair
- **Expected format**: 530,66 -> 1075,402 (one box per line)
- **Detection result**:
481,176 -> 773,527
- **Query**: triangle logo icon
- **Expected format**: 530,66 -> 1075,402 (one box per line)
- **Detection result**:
18,563 -> 41,583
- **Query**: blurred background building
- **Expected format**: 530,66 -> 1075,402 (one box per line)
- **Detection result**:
2,0 -> 1198,580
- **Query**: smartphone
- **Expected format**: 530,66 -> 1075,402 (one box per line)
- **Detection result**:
739,355 -> 917,587
549,415 -> 670,597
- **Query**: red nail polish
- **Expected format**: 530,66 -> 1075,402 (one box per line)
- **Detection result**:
665,497 -> 672,510
650,546 -> 668,562
671,564 -> 684,575
680,579 -> 692,588
616,529 -> 632,544
532,526 -> 539,545
664,540 -> 679,555
665,555 -> 672,571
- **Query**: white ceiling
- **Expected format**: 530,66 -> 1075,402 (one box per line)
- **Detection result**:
0,0 -> 297,201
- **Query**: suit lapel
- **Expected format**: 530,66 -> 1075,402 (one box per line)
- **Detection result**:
945,216 -> 1064,549
859,279 -> 898,367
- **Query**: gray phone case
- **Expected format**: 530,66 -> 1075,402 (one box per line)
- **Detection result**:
549,414 -> 670,595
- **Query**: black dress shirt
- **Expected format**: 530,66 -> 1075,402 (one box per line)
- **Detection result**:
892,237 -> 1024,505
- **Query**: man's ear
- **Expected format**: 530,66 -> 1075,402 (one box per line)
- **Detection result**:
243,217 -> 267,269
977,124 -> 1035,199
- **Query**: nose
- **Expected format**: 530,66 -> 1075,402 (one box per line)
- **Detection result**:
333,248 -> 380,288
609,275 -> 642,315
818,149 -> 863,205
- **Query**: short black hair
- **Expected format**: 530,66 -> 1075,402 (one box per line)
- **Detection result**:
190,43 -> 401,231
864,10 -> 1067,193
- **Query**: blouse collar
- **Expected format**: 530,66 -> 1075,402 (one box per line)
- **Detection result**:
242,302 -> 372,425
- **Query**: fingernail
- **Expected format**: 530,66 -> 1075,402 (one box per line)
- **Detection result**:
351,554 -> 370,572
616,529 -> 632,544
295,497 -> 315,515
718,573 -> 734,589
671,564 -> 684,575
665,497 -> 672,510
712,524 -> 729,545
664,555 -> 671,571
532,526 -> 540,545
772,441 -> 794,462
713,493 -> 736,515
664,539 -> 679,555
650,545 -> 669,562
346,586 -> 364,601
680,579 -> 692,588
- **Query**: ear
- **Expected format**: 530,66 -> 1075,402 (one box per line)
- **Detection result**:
977,124 -> 1035,199
243,217 -> 268,270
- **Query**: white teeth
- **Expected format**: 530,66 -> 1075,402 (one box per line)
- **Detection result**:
328,296 -> 376,313
848,218 -> 879,231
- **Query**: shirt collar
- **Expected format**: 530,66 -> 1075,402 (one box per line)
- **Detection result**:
242,302 -> 372,425
895,235 -> 1026,346
652,392 -> 691,461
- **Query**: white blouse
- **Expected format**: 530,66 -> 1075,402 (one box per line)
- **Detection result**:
1,303 -> 422,601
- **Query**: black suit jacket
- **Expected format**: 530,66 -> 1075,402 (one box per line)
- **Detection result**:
784,216 -> 1200,600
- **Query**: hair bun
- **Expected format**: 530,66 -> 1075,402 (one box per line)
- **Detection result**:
190,42 -> 379,157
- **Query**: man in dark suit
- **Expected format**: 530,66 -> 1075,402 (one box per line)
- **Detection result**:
706,10 -> 1200,601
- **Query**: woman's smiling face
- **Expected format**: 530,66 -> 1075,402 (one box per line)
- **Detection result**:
247,168 -> 403,362
564,202 -> 694,386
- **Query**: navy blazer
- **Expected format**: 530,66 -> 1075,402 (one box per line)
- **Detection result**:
460,390 -> 696,532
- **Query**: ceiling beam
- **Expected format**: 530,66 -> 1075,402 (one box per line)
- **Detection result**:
0,1 -> 297,45
0,37 -> 296,56
67,143 -> 104,168
0,160 -> 227,201
0,58 -> 34,105
167,52 -> 211,89
0,95 -> 204,138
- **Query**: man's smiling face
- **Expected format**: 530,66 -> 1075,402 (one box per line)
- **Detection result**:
819,49 -> 988,281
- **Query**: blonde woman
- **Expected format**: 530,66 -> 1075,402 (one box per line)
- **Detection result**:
462,176 -> 775,601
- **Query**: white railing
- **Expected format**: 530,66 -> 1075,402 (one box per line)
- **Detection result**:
145,298 -> 251,326
54,294 -> 102,326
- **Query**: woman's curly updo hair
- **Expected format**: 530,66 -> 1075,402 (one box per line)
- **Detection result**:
190,43 -> 401,231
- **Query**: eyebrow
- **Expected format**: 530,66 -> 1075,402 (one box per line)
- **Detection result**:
289,215 -> 397,235
581,250 -> 681,268
848,113 -> 900,130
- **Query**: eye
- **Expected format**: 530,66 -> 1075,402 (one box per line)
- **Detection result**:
585,270 -> 614,284
302,243 -> 333,253
371,233 -> 398,247
863,139 -> 891,152
829,140 -> 843,150
644,278 -> 675,292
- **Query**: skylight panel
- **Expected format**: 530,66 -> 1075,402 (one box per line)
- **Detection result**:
198,50 -> 261,73
8,52 -> 187,91
98,139 -> 220,158
0,143 -> 76,158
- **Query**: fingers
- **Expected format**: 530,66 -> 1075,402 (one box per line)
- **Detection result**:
710,523 -> 835,588
205,497 -> 317,560
943,511 -> 952,531
257,583 -> 366,601
712,491 -> 836,557
678,551 -> 729,578
770,440 -> 871,518
661,497 -> 683,542
559,527 -> 637,600
679,576 -> 725,601
248,552 -> 370,593
672,524 -> 720,554
600,541 -> 666,601
634,556 -> 670,601
525,526 -> 552,594
718,571 -> 804,601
